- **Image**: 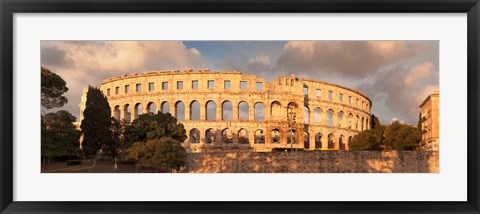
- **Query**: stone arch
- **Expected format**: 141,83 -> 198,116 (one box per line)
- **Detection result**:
366,118 -> 370,130
304,131 -> 310,149
287,102 -> 298,124
238,101 -> 249,120
114,105 -> 121,120
161,101 -> 170,114
190,100 -> 200,120
222,128 -> 233,144
205,128 -> 216,144
304,106 -> 310,124
271,129 -> 280,144
361,117 -> 365,130
147,102 -> 156,114
356,115 -> 360,130
222,100 -> 233,121
327,109 -> 334,126
123,104 -> 131,122
270,101 -> 282,119
254,102 -> 265,121
348,113 -> 354,129
338,111 -> 344,128
238,128 -> 249,144
206,100 -> 216,121
314,107 -> 322,124
175,101 -> 185,120
339,135 -> 345,150
315,132 -> 322,149
287,129 -> 297,144
189,128 -> 200,144
134,103 -> 142,120
254,129 -> 265,144
328,133 -> 335,149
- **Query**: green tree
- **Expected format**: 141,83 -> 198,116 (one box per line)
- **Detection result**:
348,129 -> 381,151
383,120 -> 409,150
80,86 -> 112,158
417,113 -> 422,133
41,110 -> 81,163
371,114 -> 384,145
126,137 -> 187,172
393,126 -> 422,151
124,112 -> 187,146
104,118 -> 125,160
41,67 -> 68,110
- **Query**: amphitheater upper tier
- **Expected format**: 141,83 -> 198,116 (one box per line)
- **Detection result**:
80,69 -> 372,152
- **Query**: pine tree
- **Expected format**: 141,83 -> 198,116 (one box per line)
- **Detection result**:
80,86 -> 112,158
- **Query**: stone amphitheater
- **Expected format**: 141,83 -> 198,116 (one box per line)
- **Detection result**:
80,69 -> 372,152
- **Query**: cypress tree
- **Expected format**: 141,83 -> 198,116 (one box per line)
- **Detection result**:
80,86 -> 112,158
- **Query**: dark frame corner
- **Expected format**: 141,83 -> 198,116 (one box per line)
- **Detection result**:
1,0 -> 479,213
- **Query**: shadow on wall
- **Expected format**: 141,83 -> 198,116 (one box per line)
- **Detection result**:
185,151 -> 439,173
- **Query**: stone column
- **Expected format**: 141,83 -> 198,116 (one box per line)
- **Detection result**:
321,134 -> 328,149
185,100 -> 191,121
216,100 -> 222,121
232,101 -> 239,121
249,102 -> 255,121
200,100 -> 206,120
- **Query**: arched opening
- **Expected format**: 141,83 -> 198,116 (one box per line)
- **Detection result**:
254,129 -> 265,144
315,133 -> 322,149
271,129 -> 280,144
304,132 -> 310,149
238,101 -> 249,120
114,105 -> 120,120
348,113 -> 353,129
190,101 -> 200,120
189,128 -> 200,144
287,102 -> 298,125
339,135 -> 345,150
356,115 -> 360,130
270,101 -> 282,120
338,111 -> 344,128
206,100 -> 216,120
205,128 -> 216,144
366,118 -> 370,130
287,129 -> 297,144
123,104 -> 131,122
254,102 -> 265,121
222,101 -> 233,121
328,133 -> 335,149
304,106 -> 310,124
327,109 -> 334,126
314,107 -> 322,124
222,128 -> 233,144
147,102 -> 156,114
361,117 -> 365,130
175,101 -> 185,120
134,103 -> 142,120
161,101 -> 170,114
238,129 -> 249,144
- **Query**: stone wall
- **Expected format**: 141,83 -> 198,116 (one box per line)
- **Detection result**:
186,151 -> 439,173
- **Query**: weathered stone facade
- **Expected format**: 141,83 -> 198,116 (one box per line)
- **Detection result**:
419,91 -> 439,151
186,151 -> 439,173
80,69 -> 372,152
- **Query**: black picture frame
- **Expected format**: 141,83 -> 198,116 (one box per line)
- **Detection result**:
1,0 -> 479,213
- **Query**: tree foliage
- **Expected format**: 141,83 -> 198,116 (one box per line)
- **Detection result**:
371,114 -> 384,145
80,86 -> 112,158
41,110 -> 81,160
126,137 -> 187,172
348,129 -> 381,151
124,112 -> 187,146
393,126 -> 422,151
41,67 -> 68,110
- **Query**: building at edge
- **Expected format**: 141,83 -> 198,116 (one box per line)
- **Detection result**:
419,91 -> 439,152
79,69 -> 372,152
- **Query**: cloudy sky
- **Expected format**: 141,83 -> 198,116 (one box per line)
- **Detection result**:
41,41 -> 438,125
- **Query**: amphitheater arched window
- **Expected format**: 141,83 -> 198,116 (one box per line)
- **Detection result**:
134,103 -> 142,120
254,102 -> 265,121
222,101 -> 233,121
114,105 -> 121,120
125,85 -> 130,93
206,100 -> 216,120
136,83 -> 141,92
304,106 -> 310,124
222,128 -> 233,144
304,132 -> 310,149
270,101 -> 282,120
175,101 -> 185,120
348,136 -> 352,147
238,101 -> 249,120
161,101 -> 170,114
287,102 -> 298,123
190,101 -> 200,120
238,129 -> 249,144
314,108 -> 322,124
327,109 -> 334,126
361,117 -> 365,130
303,85 -> 308,96
254,129 -> 265,144
115,86 -> 119,95
148,82 -> 154,91
123,104 -> 131,122
189,128 -> 200,144
348,113 -> 353,129
315,133 -> 322,149
287,129 -> 297,144
328,133 -> 335,149
205,128 -> 216,144
271,129 -> 280,144
338,111 -> 344,128
356,115 -> 360,130
366,118 -> 369,129
147,102 -> 156,114
339,135 -> 345,150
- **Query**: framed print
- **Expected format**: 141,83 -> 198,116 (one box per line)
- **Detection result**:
1,0 -> 479,213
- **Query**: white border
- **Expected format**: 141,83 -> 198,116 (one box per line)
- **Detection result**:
14,13 -> 467,201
